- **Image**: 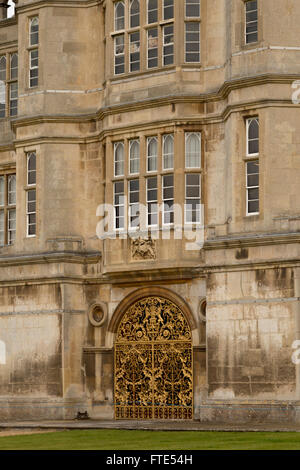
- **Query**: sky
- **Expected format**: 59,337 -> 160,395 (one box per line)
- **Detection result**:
7,1 -> 15,18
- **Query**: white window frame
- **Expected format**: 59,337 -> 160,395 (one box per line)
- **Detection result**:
147,0 -> 158,24
114,180 -> 125,231
163,134 -> 174,170
114,34 -> 125,75
245,0 -> 258,45
147,136 -> 158,173
129,0 -> 140,29
162,174 -> 174,226
129,31 -> 140,73
163,0 -> 174,21
26,188 -> 36,238
163,24 -> 174,66
185,0 -> 201,18
114,1 -> 125,31
147,27 -> 158,69
128,179 -> 140,230
246,117 -> 259,157
185,132 -> 201,169
27,152 -> 36,186
185,173 -> 201,224
29,17 -> 39,46
147,176 -> 158,228
246,160 -> 259,216
29,49 -> 38,88
185,22 -> 200,63
129,139 -> 140,175
114,142 -> 125,177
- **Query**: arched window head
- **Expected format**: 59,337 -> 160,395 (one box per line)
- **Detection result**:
27,152 -> 36,185
115,1 -> 125,31
30,17 -> 39,46
185,132 -> 201,168
163,134 -> 174,170
130,0 -> 140,28
130,140 -> 140,174
247,117 -> 259,155
0,56 -> 7,82
147,137 -> 157,172
114,142 -> 124,177
10,53 -> 18,80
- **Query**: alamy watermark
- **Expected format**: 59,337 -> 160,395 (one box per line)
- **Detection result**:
292,80 -> 300,104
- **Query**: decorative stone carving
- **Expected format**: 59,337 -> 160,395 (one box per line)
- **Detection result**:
131,237 -> 156,260
88,302 -> 108,327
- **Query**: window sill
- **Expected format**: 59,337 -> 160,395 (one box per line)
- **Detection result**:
110,65 -> 176,82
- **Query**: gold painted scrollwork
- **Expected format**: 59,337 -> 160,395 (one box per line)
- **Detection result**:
115,296 -> 193,420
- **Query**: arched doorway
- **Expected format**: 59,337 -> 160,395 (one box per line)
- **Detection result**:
114,295 -> 193,420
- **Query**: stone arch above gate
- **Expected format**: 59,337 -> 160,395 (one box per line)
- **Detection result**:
108,286 -> 197,336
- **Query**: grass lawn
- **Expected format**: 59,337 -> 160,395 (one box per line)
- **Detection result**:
0,430 -> 300,450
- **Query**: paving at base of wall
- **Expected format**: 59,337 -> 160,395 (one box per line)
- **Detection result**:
1,420 -> 300,433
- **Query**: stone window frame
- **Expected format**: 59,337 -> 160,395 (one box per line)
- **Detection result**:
242,113 -> 260,218
0,167 -> 16,246
109,126 -> 204,233
25,151 -> 37,238
0,51 -> 18,119
238,0 -> 261,51
28,16 -> 39,89
244,0 -> 258,45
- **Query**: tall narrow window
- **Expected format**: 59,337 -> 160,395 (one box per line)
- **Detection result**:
129,139 -> 140,174
163,24 -> 174,66
30,17 -> 39,46
186,0 -> 200,17
0,56 -> 6,118
185,132 -> 201,168
0,173 -> 16,245
29,49 -> 38,88
147,177 -> 158,227
163,134 -> 174,170
114,181 -> 125,230
114,35 -> 125,75
162,174 -> 174,225
185,174 -> 201,224
114,142 -> 124,177
147,137 -> 158,172
26,152 -> 36,237
163,0 -> 174,20
129,31 -> 140,72
129,179 -> 139,229
245,0 -> 258,44
246,161 -> 259,215
247,117 -> 259,155
115,1 -> 125,31
148,0 -> 158,24
9,53 -> 18,117
185,22 -> 200,62
130,0 -> 140,28
147,28 -> 158,68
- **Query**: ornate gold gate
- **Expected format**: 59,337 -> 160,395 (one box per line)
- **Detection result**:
114,296 -> 193,420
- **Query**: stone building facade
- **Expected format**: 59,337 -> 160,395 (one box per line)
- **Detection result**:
0,0 -> 300,422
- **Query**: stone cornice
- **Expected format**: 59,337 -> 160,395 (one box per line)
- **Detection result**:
0,250 -> 101,266
16,0 -> 103,14
204,231 -> 300,250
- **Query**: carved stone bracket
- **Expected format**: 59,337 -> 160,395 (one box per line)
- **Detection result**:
131,237 -> 156,261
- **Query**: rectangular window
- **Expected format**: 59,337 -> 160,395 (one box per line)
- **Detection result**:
0,55 -> 6,118
114,181 -> 125,230
185,173 -> 201,223
129,31 -> 140,72
129,139 -> 140,174
27,189 -> 36,236
163,24 -> 174,66
148,0 -> 158,24
130,0 -> 140,28
0,173 -> 16,245
163,134 -> 174,170
163,0 -> 174,20
147,28 -> 158,68
147,176 -> 158,227
246,160 -> 259,215
185,132 -> 201,168
185,22 -> 200,62
247,117 -> 259,155
10,53 -> 18,80
9,82 -> 18,117
245,0 -> 258,44
147,137 -> 158,172
129,179 -> 139,229
114,142 -> 125,177
29,49 -> 39,88
162,174 -> 174,225
114,34 -> 125,75
186,0 -> 200,17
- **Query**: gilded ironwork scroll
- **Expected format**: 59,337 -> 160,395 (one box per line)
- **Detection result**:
115,296 -> 193,420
